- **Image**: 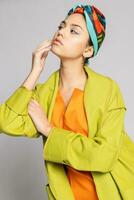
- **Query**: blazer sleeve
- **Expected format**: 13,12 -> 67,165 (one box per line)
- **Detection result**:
0,84 -> 42,138
43,80 -> 127,172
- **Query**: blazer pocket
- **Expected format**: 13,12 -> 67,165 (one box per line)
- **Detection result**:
45,183 -> 56,200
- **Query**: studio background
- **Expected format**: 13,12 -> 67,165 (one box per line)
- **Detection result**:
0,0 -> 133,200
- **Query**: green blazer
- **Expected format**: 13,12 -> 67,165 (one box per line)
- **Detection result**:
0,65 -> 134,200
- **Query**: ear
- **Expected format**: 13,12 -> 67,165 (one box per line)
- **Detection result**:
83,45 -> 94,59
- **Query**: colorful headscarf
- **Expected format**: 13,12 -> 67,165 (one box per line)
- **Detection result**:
65,3 -> 106,64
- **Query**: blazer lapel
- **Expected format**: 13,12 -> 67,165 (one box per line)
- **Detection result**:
83,65 -> 101,138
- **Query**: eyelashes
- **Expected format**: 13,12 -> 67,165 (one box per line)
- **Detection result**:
57,25 -> 79,34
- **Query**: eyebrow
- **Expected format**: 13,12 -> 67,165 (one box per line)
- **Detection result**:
60,20 -> 84,31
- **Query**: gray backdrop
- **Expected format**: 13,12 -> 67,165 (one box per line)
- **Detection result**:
0,0 -> 134,200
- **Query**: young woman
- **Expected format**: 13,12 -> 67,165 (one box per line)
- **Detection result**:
0,3 -> 134,200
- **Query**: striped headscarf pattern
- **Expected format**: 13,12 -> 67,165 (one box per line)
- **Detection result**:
65,3 -> 106,64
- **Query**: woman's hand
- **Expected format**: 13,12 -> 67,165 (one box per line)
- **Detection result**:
28,99 -> 53,137
21,39 -> 53,90
32,39 -> 53,72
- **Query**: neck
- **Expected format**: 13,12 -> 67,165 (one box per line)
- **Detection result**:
59,60 -> 88,90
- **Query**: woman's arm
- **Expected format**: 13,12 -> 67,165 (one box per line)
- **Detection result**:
0,39 -> 52,138
21,68 -> 42,90
0,84 -> 41,138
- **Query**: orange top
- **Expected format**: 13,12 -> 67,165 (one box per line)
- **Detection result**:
50,88 -> 99,200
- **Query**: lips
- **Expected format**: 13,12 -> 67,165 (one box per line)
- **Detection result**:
53,38 -> 63,45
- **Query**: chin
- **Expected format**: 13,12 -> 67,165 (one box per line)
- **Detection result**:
51,45 -> 63,57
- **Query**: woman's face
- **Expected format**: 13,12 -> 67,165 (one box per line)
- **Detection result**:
51,13 -> 93,62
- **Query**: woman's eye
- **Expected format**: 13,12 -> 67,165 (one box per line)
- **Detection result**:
57,25 -> 79,34
70,29 -> 79,34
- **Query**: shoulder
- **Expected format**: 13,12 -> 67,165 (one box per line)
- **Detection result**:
87,66 -> 126,108
86,67 -> 121,95
87,66 -> 121,93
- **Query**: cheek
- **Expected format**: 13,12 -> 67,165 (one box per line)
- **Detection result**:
65,37 -> 86,56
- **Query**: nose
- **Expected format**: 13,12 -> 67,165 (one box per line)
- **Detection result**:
57,27 -> 66,37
